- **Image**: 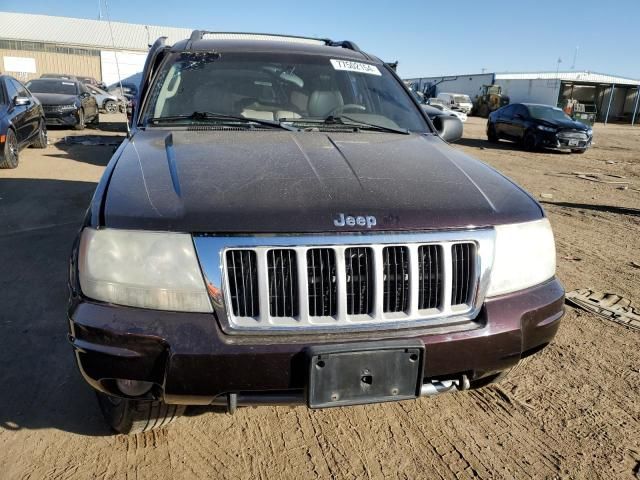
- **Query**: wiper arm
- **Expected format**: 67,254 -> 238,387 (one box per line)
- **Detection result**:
324,115 -> 409,135
147,111 -> 298,131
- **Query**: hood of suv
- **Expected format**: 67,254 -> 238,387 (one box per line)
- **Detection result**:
32,93 -> 78,106
101,129 -> 542,233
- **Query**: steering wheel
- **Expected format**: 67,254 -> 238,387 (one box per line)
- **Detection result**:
327,104 -> 367,116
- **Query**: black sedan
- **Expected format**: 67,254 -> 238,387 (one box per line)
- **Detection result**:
487,103 -> 592,153
0,74 -> 47,169
26,78 -> 99,130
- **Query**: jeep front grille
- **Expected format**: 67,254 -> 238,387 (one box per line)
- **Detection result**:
204,232 -> 492,333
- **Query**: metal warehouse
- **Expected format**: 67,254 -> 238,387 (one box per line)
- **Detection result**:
0,11 -> 191,86
405,71 -> 640,124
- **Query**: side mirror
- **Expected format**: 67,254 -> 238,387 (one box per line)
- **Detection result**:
433,115 -> 463,143
80,92 -> 91,99
14,96 -> 31,107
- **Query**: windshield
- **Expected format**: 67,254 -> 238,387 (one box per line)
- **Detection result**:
144,52 -> 428,132
527,105 -> 572,122
453,95 -> 471,103
26,80 -> 78,95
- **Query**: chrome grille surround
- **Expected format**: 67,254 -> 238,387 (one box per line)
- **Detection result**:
558,129 -> 589,141
193,230 -> 495,334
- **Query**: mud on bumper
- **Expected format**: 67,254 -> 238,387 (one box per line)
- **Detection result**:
68,278 -> 564,405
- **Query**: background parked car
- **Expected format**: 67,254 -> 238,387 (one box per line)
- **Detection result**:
108,82 -> 139,119
26,78 -> 99,130
436,92 -> 473,114
40,73 -> 79,82
426,99 -> 468,122
77,75 -> 107,90
0,74 -> 47,168
85,84 -> 122,113
487,103 -> 593,153
410,90 -> 464,138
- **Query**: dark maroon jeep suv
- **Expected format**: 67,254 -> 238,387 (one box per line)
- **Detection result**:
68,31 -> 564,434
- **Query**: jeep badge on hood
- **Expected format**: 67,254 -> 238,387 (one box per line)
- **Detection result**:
333,213 -> 377,228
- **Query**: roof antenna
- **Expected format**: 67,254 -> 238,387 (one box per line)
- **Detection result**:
103,0 -> 131,137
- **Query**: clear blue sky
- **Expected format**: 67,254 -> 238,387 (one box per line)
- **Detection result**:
3,0 -> 639,80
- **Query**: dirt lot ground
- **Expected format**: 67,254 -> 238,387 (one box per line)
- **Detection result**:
0,115 -> 638,479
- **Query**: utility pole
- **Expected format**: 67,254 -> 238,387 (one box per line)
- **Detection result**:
570,46 -> 579,70
98,0 -> 103,20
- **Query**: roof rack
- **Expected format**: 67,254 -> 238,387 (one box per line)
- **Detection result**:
187,30 -> 362,53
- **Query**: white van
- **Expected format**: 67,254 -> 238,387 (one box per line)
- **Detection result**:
436,93 -> 473,114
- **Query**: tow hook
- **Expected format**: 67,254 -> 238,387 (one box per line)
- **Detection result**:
420,374 -> 470,397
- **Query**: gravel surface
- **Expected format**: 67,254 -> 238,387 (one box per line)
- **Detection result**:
0,114 -> 638,479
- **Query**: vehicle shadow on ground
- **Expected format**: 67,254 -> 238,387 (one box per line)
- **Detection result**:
0,178 -> 113,436
540,201 -> 640,217
46,141 -> 123,167
455,137 -> 568,154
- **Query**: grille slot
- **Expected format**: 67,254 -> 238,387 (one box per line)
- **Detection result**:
267,249 -> 298,317
345,247 -> 374,315
226,250 -> 259,317
418,245 -> 442,309
307,249 -> 337,317
383,246 -> 410,313
451,243 -> 475,306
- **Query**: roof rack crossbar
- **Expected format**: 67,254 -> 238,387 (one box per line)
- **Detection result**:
187,30 -> 362,53
325,40 -> 362,53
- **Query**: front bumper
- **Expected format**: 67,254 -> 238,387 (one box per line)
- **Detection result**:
43,110 -> 79,126
538,131 -> 592,150
68,278 -> 564,405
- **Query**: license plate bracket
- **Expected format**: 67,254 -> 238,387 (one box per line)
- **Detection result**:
568,139 -> 580,146
307,341 -> 424,408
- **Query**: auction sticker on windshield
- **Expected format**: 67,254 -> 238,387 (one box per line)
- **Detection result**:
330,59 -> 381,76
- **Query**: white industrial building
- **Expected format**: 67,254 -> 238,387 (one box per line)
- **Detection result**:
405,71 -> 640,124
0,11 -> 192,86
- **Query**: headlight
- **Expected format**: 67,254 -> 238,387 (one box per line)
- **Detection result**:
587,128 -> 593,136
487,218 -> 556,297
536,125 -> 556,132
78,228 -> 212,312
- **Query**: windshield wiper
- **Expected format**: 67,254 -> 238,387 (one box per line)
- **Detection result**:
147,111 -> 298,131
284,115 -> 409,135
328,115 -> 410,135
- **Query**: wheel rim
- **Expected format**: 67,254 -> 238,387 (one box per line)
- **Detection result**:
106,102 -> 117,113
40,123 -> 48,145
7,133 -> 17,162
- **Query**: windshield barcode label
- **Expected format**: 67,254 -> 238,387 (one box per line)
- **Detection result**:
330,59 -> 381,76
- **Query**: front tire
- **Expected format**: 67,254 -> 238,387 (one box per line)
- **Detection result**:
104,100 -> 118,113
487,124 -> 499,142
96,391 -> 185,434
74,109 -> 86,130
523,132 -> 538,151
0,129 -> 19,169
31,120 -> 48,149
